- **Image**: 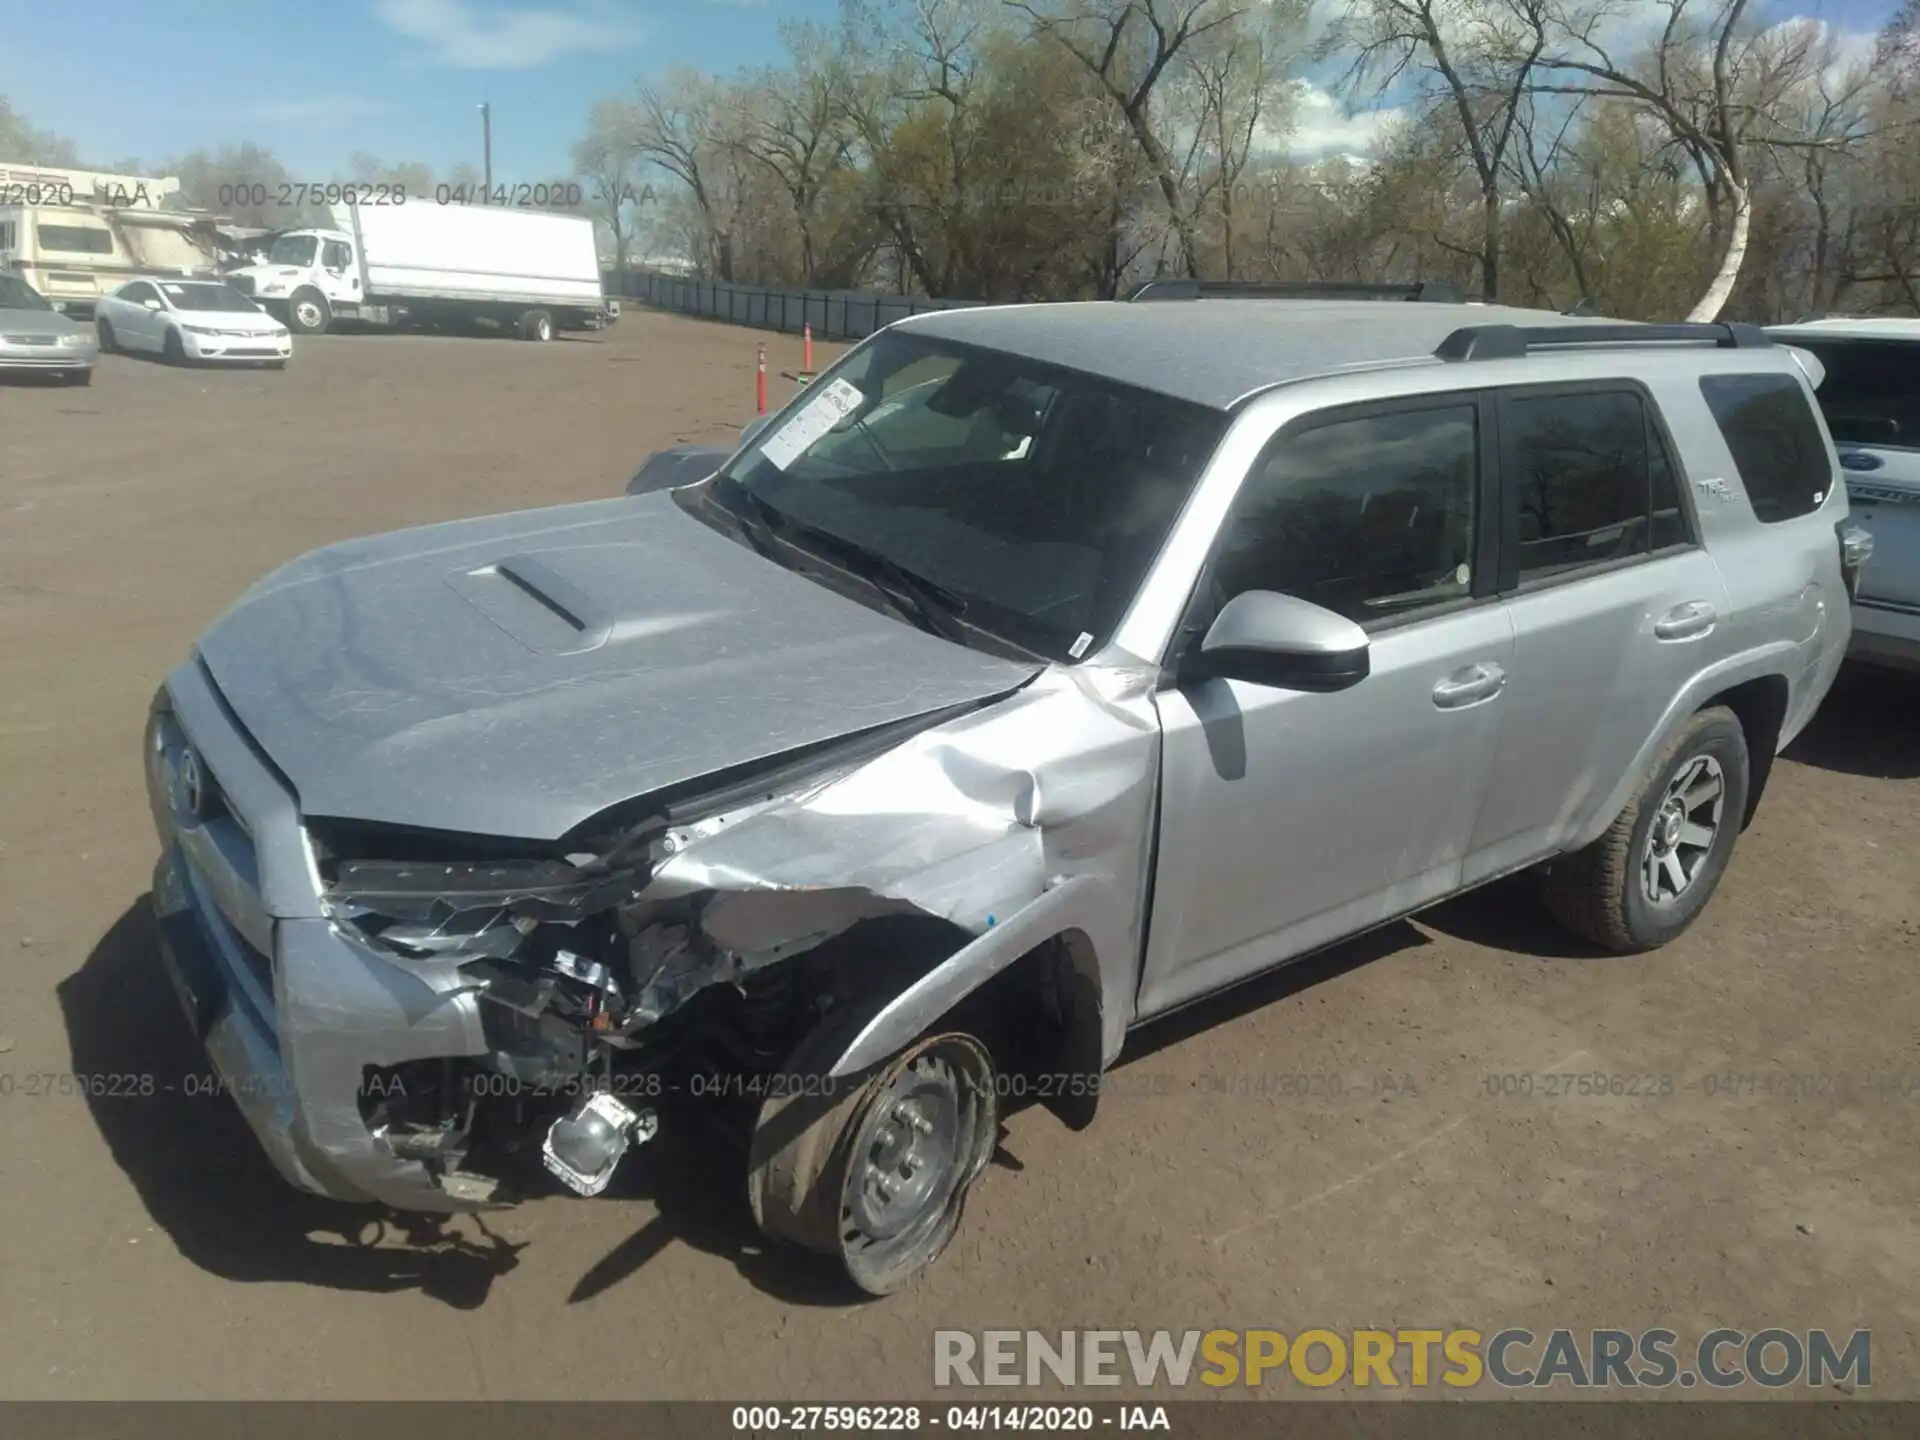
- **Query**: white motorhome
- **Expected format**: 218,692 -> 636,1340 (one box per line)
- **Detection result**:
224,200 -> 605,339
0,206 -> 222,317
0,164 -> 210,314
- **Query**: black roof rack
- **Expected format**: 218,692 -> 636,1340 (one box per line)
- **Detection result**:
1125,279 -> 1465,303
1435,321 -> 1773,363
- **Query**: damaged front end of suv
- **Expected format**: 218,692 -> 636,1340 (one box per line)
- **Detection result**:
148,646 -> 1158,1293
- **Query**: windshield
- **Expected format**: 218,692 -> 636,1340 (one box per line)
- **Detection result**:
1793,339 -> 1920,451
267,234 -> 317,266
157,281 -> 261,313
0,273 -> 51,310
711,330 -> 1229,662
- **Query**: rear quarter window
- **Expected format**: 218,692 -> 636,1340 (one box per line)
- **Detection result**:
1698,372 -> 1833,523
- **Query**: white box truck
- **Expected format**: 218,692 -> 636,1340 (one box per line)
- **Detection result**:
224,201 -> 605,340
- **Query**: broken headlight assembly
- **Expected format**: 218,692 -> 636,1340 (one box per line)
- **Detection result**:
321,846 -> 677,1197
312,825 -> 830,1201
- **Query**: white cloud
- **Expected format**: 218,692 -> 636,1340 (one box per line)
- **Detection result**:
373,0 -> 638,69
1279,83 -> 1406,158
247,97 -> 391,124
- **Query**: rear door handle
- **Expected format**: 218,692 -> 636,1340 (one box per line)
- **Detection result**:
1654,601 -> 1717,641
1432,661 -> 1506,709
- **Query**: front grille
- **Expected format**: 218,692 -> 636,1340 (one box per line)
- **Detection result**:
3,334 -> 57,345
160,712 -> 279,1038
1849,482 -> 1919,508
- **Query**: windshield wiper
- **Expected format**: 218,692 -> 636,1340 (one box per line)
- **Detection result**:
706,474 -> 783,558
709,475 -> 971,644
786,520 -> 971,643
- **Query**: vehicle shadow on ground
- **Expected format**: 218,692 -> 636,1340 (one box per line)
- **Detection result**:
321,325 -> 603,344
58,899 -> 529,1310
567,1113 -> 872,1309
1416,873 -> 1616,961
0,372 -> 91,388
1782,661 -> 1920,780
1115,921 -> 1434,1067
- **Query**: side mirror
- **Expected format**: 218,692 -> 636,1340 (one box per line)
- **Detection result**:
1187,590 -> 1370,692
143,298 -> 163,311
739,413 -> 773,447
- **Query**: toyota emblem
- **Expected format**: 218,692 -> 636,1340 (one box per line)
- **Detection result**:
178,746 -> 207,820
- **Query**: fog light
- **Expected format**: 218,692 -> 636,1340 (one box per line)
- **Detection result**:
541,1091 -> 656,1197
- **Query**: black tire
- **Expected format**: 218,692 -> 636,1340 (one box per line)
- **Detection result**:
96,318 -> 117,353
518,308 -> 554,342
1542,706 -> 1750,953
286,290 -> 330,336
266,360 -> 287,371
749,1022 -> 998,1297
162,329 -> 188,366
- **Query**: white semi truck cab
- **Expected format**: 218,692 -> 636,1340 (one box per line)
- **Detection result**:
225,229 -> 366,333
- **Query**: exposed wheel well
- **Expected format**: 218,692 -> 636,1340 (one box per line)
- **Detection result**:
1699,674 -> 1789,829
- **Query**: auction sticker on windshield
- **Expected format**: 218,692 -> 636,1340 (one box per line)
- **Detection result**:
760,378 -> 867,470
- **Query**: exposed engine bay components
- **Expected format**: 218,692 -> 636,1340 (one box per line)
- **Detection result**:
542,1092 -> 658,1197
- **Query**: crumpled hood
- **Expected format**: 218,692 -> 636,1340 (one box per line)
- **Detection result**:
195,491 -> 1042,840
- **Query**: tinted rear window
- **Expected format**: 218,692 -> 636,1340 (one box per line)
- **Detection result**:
1789,340 -> 1920,451
1698,373 -> 1832,523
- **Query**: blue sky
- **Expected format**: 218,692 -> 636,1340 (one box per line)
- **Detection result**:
0,0 -> 831,180
0,0 -> 1903,182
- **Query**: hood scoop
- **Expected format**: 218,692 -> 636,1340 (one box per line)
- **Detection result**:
448,552 -> 715,656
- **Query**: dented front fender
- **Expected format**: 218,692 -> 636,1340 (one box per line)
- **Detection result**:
634,660 -> 1165,1070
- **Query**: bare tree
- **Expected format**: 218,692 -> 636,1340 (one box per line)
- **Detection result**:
0,96 -> 81,166
167,144 -> 322,228
1006,0 -> 1259,276
1170,1 -> 1307,277
574,98 -> 646,269
1338,0 -> 1547,298
731,24 -> 860,283
1523,0 -> 1861,319
629,67 -> 748,279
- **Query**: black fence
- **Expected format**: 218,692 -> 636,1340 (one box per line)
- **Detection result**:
603,269 -> 985,341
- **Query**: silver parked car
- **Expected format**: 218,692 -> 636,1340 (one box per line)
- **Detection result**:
145,283 -> 1864,1294
1766,317 -> 1920,672
0,271 -> 98,384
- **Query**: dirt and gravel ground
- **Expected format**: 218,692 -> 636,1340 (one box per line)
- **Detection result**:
1,310 -> 1917,1402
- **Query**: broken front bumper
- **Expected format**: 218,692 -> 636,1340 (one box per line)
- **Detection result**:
145,657 -> 495,1212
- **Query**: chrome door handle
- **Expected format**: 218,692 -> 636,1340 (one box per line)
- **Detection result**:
1432,661 -> 1506,709
1654,601 -> 1717,641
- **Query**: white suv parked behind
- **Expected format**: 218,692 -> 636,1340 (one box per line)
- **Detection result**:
1768,317 -> 1920,671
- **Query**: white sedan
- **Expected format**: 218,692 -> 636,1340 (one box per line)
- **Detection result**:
95,278 -> 292,367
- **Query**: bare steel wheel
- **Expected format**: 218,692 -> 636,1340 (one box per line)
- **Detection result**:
1640,754 -> 1725,907
750,1029 -> 998,1297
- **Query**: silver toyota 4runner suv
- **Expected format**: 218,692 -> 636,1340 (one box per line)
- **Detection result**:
145,282 -> 1867,1295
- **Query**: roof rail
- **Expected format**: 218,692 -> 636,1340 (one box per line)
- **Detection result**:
1125,278 -> 1465,303
1435,321 -> 1774,363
